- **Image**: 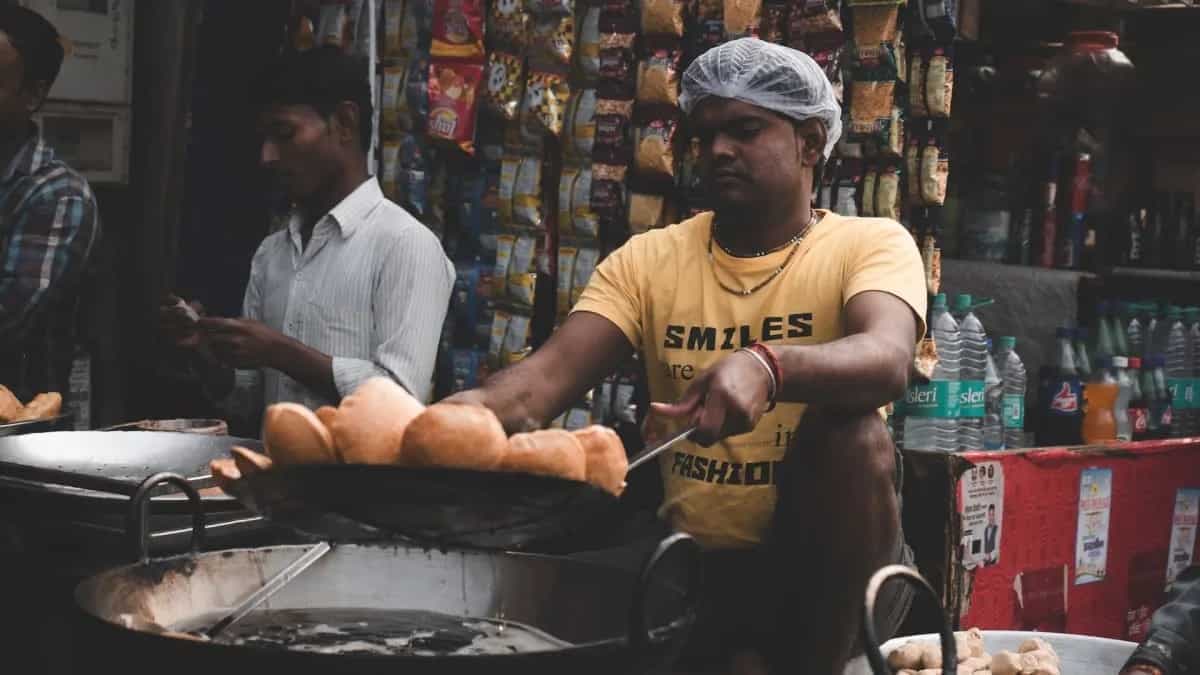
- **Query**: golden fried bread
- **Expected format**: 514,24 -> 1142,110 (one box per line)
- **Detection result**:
15,392 -> 62,422
331,377 -> 425,464
500,429 -> 587,482
209,457 -> 242,494
230,445 -> 274,475
262,403 -> 337,465
572,425 -> 628,496
0,385 -> 21,422
400,402 -> 508,471
314,405 -> 339,432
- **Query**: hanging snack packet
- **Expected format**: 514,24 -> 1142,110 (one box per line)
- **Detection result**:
513,156 -> 545,228
406,54 -> 431,129
849,79 -> 895,139
925,46 -> 953,118
591,162 -> 628,231
398,133 -> 430,218
905,130 -> 922,204
592,97 -> 634,163
384,0 -> 407,56
642,0 -> 685,36
879,106 -> 904,158
559,166 -> 580,234
528,0 -> 574,17
725,0 -> 763,39
558,245 -> 578,314
628,192 -> 665,234
522,70 -> 571,138
427,59 -> 484,154
381,140 -> 401,201
572,168 -> 600,238
598,32 -> 637,99
636,46 -> 682,106
788,0 -> 843,50
908,48 -> 927,118
488,0 -> 530,51
431,0 -> 486,58
317,3 -> 350,48
483,51 -> 525,121
690,18 -> 725,61
488,309 -> 512,368
508,235 -> 539,307
571,247 -> 601,305
761,2 -> 789,43
503,313 -> 533,366
635,115 -> 678,180
876,164 -> 901,220
922,0 -> 957,43
498,157 -> 520,225
493,233 -> 517,297
578,6 -> 602,79
920,132 -> 949,206
382,62 -> 410,131
860,166 -> 877,217
849,0 -> 903,77
565,87 -> 598,158
531,14 -> 575,69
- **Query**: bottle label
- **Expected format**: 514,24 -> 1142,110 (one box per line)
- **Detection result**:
1131,407 -> 1149,434
1169,378 -> 1196,411
958,381 -> 986,419
902,381 -> 960,418
1049,380 -> 1082,415
1003,393 -> 1025,428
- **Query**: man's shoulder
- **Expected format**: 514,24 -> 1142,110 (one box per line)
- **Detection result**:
615,211 -> 712,260
17,143 -> 96,207
819,212 -> 910,239
369,198 -> 452,267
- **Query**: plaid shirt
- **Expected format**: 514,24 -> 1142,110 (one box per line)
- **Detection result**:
0,126 -> 100,399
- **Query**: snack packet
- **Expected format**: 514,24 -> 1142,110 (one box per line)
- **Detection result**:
591,163 -> 628,232
522,70 -> 572,138
531,14 -> 575,68
427,59 -> 484,154
642,0 -> 685,36
860,166 -> 877,217
488,0 -> 530,51
876,164 -> 901,220
597,32 -> 637,99
381,140 -> 401,201
908,48 -> 928,118
559,166 -> 580,234
592,97 -> 634,162
925,46 -> 953,118
558,245 -> 579,314
513,155 -> 546,228
572,168 -> 600,238
725,0 -> 763,39
761,2 -> 789,43
634,115 -> 678,180
503,312 -> 533,365
578,6 -> 602,79
507,235 -> 539,307
489,309 -> 512,368
571,247 -> 601,305
406,53 -> 431,128
483,51 -> 525,121
565,87 -> 598,158
920,131 -> 949,206
431,0 -> 486,58
636,46 -> 682,106
384,0 -> 408,56
628,192 -> 665,234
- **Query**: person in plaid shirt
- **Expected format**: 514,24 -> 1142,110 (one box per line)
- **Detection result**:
0,6 -> 99,400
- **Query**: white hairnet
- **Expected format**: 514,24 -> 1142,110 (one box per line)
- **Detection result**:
679,38 -> 843,159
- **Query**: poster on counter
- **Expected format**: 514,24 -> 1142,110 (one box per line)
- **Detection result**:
1167,488 -> 1200,586
1075,467 -> 1113,585
959,461 -> 1003,570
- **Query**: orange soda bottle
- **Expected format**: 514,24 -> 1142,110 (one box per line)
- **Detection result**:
1082,356 -> 1119,443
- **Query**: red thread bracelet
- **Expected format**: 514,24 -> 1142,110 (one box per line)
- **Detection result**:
748,342 -> 782,411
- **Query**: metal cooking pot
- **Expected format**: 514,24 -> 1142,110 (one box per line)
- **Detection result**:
73,483 -> 701,675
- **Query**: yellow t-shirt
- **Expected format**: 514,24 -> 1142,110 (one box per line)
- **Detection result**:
572,210 -> 927,550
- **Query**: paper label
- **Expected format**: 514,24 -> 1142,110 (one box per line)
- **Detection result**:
959,461 -> 1004,569
1167,488 -> 1200,586
1170,378 -> 1196,411
902,380 -> 960,418
1003,393 -> 1025,429
1075,467 -> 1113,585
958,380 -> 986,419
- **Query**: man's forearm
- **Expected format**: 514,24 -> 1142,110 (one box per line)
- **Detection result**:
775,334 -> 910,412
448,362 -> 554,433
268,336 -> 338,402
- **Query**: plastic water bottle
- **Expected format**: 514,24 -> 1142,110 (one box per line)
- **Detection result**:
995,336 -> 1026,450
1185,306 -> 1200,437
1127,303 -> 1146,360
1145,302 -> 1163,360
904,294 -> 961,452
1112,301 -> 1131,359
1151,355 -> 1174,439
954,294 -> 989,451
1129,357 -> 1150,441
1074,327 -> 1093,380
1163,306 -> 1189,437
1112,356 -> 1133,442
1093,301 -> 1117,359
983,341 -> 1005,450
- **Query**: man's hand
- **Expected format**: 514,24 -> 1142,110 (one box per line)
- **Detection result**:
650,351 -> 773,447
198,317 -> 286,369
159,294 -> 205,349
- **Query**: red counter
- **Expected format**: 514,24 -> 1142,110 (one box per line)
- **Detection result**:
902,439 -> 1200,641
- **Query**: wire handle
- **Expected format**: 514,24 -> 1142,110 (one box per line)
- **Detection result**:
862,564 -> 957,675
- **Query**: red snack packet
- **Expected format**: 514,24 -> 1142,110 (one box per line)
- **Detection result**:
427,59 -> 484,155
431,0 -> 486,59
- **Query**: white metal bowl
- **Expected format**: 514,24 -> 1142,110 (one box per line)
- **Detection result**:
843,629 -> 1138,675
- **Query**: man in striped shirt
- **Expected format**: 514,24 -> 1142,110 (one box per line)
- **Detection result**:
162,47 -> 453,414
0,6 -> 99,400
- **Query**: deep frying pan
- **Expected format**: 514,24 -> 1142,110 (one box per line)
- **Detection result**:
231,427 -> 697,550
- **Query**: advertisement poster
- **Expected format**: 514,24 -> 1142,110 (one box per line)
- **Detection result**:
1075,467 -> 1113,585
1167,488 -> 1200,585
959,461 -> 1004,570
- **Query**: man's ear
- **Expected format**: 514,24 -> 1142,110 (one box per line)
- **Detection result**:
332,100 -> 361,147
25,80 -> 50,115
795,118 -> 827,168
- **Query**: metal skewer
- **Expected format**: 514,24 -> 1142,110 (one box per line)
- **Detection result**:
203,541 -> 333,639
626,426 -> 696,473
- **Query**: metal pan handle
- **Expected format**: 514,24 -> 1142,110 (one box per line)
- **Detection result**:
862,564 -> 957,675
628,532 -> 701,650
126,472 -> 205,564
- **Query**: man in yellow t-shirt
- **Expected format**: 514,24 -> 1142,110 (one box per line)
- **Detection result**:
451,38 -> 927,675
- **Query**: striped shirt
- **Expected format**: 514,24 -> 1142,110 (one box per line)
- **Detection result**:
0,126 -> 100,399
240,177 -> 453,408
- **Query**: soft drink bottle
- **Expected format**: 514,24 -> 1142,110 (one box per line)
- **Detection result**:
1074,327 -> 1093,380
1164,305 -> 1190,438
1082,357 -> 1118,443
1113,300 -> 1131,358
1039,327 -> 1084,446
1093,301 -> 1117,359
1151,355 -> 1174,439
1129,357 -> 1151,440
1112,356 -> 1133,442
995,336 -> 1027,450
1145,302 -> 1163,360
1127,302 -> 1147,360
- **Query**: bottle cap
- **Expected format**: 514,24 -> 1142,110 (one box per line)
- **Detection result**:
1096,300 -> 1110,315
1112,356 -> 1128,368
953,294 -> 973,313
932,293 -> 948,310
999,336 -> 1017,350
1166,305 -> 1182,320
1057,327 -> 1074,339
1093,356 -> 1111,370
1129,356 -> 1142,369
1076,326 -> 1089,340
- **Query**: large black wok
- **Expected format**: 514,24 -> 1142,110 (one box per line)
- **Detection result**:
73,485 -> 701,675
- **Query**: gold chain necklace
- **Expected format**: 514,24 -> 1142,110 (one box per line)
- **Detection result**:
707,211 -> 817,297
